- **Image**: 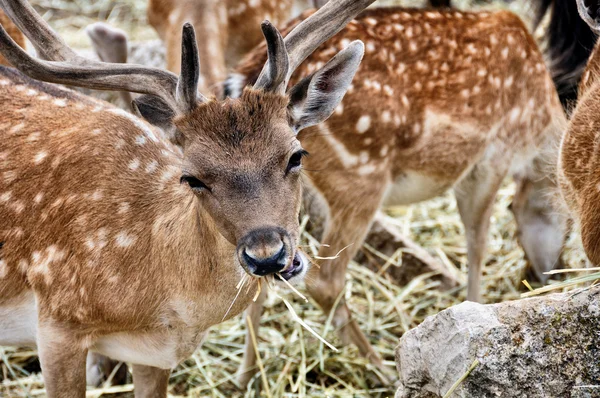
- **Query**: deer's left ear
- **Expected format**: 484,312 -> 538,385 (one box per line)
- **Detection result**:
287,41 -> 364,133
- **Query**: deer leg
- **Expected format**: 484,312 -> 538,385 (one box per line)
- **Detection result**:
86,351 -> 128,387
455,163 -> 508,302
37,321 -> 88,398
305,178 -> 389,375
132,364 -> 171,398
237,287 -> 268,387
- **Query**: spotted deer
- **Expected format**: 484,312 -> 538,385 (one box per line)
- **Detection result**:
557,0 -> 600,265
0,0 -> 372,396
227,7 -> 569,382
146,0 -> 315,96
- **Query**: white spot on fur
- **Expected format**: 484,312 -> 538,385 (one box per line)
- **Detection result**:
115,231 -> 136,248
383,85 -> 394,96
380,146 -> 389,157
145,160 -> 159,174
356,116 -> 371,134
0,79 -> 9,86
129,159 -> 140,171
27,132 -> 40,142
0,260 -> 7,278
26,89 -> 38,96
401,95 -> 410,108
366,41 -> 376,53
34,151 -> 47,164
136,135 -> 147,146
9,123 -> 25,134
92,190 -> 103,201
34,192 -> 44,204
108,108 -> 159,142
509,107 -> 521,123
53,99 -> 67,107
118,202 -> 130,214
501,47 -> 509,59
12,201 -> 25,214
381,111 -> 391,124
358,164 -> 377,176
335,103 -> 344,115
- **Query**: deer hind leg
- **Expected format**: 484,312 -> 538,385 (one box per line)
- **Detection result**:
132,364 -> 171,398
455,162 -> 509,303
305,175 -> 389,374
237,287 -> 268,387
37,321 -> 88,398
85,22 -> 133,110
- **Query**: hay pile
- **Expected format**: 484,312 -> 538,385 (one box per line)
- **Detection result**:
0,0 -> 594,397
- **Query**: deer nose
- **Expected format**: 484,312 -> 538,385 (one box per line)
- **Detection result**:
238,229 -> 288,276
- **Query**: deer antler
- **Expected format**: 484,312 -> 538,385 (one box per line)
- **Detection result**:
253,0 -> 375,94
0,0 -> 206,111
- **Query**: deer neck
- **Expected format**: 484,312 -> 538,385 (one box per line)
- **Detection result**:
149,183 -> 257,329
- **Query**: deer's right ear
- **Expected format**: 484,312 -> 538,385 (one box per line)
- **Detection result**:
287,41 -> 364,133
132,94 -> 178,140
577,0 -> 600,31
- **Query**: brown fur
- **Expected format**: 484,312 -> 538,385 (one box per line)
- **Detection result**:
559,40 -> 600,264
0,10 -> 25,67
234,7 -> 568,381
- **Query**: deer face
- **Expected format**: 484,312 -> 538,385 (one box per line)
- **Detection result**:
175,89 -> 306,279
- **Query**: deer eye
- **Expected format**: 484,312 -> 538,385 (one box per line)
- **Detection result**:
286,150 -> 308,174
180,175 -> 210,192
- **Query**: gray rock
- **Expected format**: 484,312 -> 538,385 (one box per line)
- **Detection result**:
395,287 -> 600,397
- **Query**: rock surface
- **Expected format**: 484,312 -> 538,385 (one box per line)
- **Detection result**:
395,287 -> 600,398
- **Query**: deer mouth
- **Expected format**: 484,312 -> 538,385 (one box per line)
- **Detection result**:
276,251 -> 307,282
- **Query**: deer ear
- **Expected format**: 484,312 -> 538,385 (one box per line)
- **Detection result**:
287,40 -> 364,133
577,0 -> 600,31
132,94 -> 178,142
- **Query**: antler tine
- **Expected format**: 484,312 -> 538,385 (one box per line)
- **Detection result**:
254,0 -> 376,93
0,0 -> 75,61
0,0 -> 180,109
254,21 -> 289,93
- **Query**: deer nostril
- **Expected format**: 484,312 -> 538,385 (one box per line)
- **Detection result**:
242,243 -> 286,276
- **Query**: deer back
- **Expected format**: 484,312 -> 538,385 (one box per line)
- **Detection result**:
230,8 -> 564,185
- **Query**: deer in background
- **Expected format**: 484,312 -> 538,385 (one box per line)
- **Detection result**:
0,0 -> 373,396
227,6 -> 569,383
557,0 -> 600,265
147,0 -> 315,96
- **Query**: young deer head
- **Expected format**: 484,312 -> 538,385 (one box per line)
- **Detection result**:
0,0 -> 365,278
0,0 -> 372,395
558,0 -> 600,264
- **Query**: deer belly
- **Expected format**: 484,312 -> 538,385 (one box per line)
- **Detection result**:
92,328 -> 206,369
383,171 -> 451,207
0,291 -> 38,346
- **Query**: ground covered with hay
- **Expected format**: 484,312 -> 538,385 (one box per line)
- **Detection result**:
0,0 -> 594,397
